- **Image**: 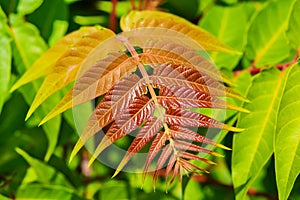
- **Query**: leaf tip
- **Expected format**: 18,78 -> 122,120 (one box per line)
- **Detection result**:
69,140 -> 84,163
223,124 -> 244,132
112,170 -> 120,178
215,143 -> 231,151
88,156 -> 96,167
210,151 -> 224,157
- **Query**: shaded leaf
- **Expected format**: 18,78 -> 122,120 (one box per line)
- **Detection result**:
27,0 -> 68,43
10,17 -> 61,161
16,148 -> 56,184
16,184 -> 84,200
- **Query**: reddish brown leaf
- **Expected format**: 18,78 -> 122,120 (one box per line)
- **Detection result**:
113,117 -> 162,177
143,131 -> 168,180
153,144 -> 173,186
165,108 -> 240,131
169,126 -> 217,145
70,74 -> 147,160
88,95 -> 155,165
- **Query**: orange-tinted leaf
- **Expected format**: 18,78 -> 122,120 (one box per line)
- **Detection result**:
25,26 -> 115,120
69,74 -> 147,161
143,132 -> 168,180
88,95 -> 155,166
165,108 -> 242,132
153,144 -> 173,186
121,10 -> 239,54
10,26 -> 112,92
113,117 -> 162,177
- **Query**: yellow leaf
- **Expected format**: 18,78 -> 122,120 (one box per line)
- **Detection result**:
25,26 -> 115,120
120,10 -> 240,54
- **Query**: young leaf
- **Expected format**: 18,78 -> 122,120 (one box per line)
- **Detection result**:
275,64 -> 300,200
24,27 -> 115,120
11,26 -> 113,92
41,29 -> 247,124
120,10 -> 239,54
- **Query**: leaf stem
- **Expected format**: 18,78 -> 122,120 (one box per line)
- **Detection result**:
118,35 -> 178,154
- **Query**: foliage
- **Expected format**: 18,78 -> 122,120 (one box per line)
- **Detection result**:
0,0 -> 299,200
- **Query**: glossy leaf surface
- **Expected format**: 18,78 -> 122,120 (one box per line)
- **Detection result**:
246,0 -> 294,67
120,10 -> 238,54
232,68 -> 284,200
0,7 -> 11,113
275,64 -> 300,200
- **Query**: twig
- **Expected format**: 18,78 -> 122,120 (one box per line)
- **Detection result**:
131,0 -> 136,10
234,51 -> 299,77
109,0 -> 118,32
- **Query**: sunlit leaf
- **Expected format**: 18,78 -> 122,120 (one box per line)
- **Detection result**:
275,64 -> 300,200
10,26 -> 113,92
42,29 -> 246,124
200,4 -> 248,70
287,0 -> 300,50
17,27 -> 114,120
120,10 -> 239,54
246,0 -> 294,67
232,68 -> 285,200
17,0 -> 43,15
0,7 -> 11,113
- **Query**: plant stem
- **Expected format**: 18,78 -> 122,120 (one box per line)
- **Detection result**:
109,0 -> 118,32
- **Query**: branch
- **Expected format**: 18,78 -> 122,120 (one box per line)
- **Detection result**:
234,50 -> 299,77
109,0 -> 118,32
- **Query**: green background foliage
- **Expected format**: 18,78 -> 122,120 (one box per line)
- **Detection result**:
0,0 -> 299,199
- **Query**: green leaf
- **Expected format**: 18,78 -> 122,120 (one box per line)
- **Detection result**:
0,7 -> 11,114
200,4 -> 248,70
98,180 -> 129,200
16,148 -> 55,184
163,0 -> 200,20
287,0 -> 300,50
17,0 -> 43,16
16,184 -> 85,200
246,0 -> 294,67
232,68 -> 285,200
27,0 -> 68,42
275,64 -> 300,200
10,17 -> 61,161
